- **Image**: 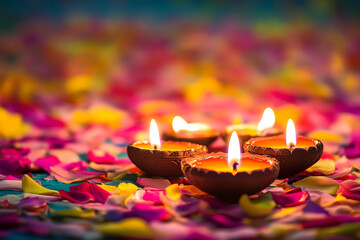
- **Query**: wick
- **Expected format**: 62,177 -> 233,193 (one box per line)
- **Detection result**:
233,162 -> 239,171
153,145 -> 158,150
289,143 -> 295,151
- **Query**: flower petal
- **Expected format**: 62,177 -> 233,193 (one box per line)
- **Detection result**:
166,184 -> 181,201
59,190 -> 95,204
239,193 -> 275,217
293,176 -> 340,195
22,174 -> 59,196
337,180 -> 360,201
271,191 -> 309,207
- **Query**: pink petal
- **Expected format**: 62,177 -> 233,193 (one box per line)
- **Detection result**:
136,178 -> 171,190
88,150 -> 116,164
337,180 -> 360,200
50,163 -> 105,184
34,156 -> 61,172
143,191 -> 164,204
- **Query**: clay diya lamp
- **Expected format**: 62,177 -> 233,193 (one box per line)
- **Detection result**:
244,119 -> 323,179
127,119 -> 208,178
221,108 -> 282,151
181,131 -> 279,202
162,116 -> 218,147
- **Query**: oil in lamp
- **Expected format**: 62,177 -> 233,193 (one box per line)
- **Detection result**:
127,119 -> 208,177
244,119 -> 323,179
181,131 -> 279,201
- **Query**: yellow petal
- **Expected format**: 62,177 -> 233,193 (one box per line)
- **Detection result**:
239,193 -> 275,217
271,205 -> 303,219
117,182 -> 137,195
22,174 -> 59,196
99,185 -> 119,195
307,159 -> 335,175
95,218 -> 158,238
293,176 -> 340,195
166,184 -> 181,201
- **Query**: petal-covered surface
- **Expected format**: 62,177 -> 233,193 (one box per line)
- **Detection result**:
0,14 -> 360,240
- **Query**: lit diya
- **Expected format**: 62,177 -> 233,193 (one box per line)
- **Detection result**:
162,116 -> 218,146
181,131 -> 279,201
221,108 -> 282,151
127,119 -> 208,177
244,119 -> 323,179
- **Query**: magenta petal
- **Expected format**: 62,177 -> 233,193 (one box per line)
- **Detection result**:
271,191 -> 310,207
0,148 -> 30,175
69,182 -> 111,203
34,156 -> 61,172
302,215 -> 360,229
88,150 -> 116,164
203,213 -> 243,228
59,190 -> 95,204
123,203 -> 169,222
337,180 -> 360,200
302,216 -> 340,229
143,191 -> 164,204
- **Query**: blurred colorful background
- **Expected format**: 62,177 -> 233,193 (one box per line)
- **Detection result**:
1,0 -> 360,140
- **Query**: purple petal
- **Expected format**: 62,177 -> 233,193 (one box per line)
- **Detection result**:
271,190 -> 310,207
302,200 -> 329,215
17,197 -> 47,210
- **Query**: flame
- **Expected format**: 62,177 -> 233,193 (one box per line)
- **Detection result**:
286,119 -> 297,148
172,116 -> 210,132
172,116 -> 188,133
257,107 -> 275,134
150,119 -> 161,149
227,131 -> 241,171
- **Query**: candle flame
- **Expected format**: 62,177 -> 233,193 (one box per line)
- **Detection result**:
173,116 -> 210,132
150,119 -> 161,150
257,107 -> 275,135
227,131 -> 241,171
172,116 -> 188,133
286,119 -> 297,149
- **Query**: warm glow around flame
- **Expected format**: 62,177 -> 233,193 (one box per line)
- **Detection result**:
227,131 -> 241,170
172,116 -> 188,133
150,119 -> 161,149
257,107 -> 275,134
173,116 -> 210,132
286,119 -> 297,148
